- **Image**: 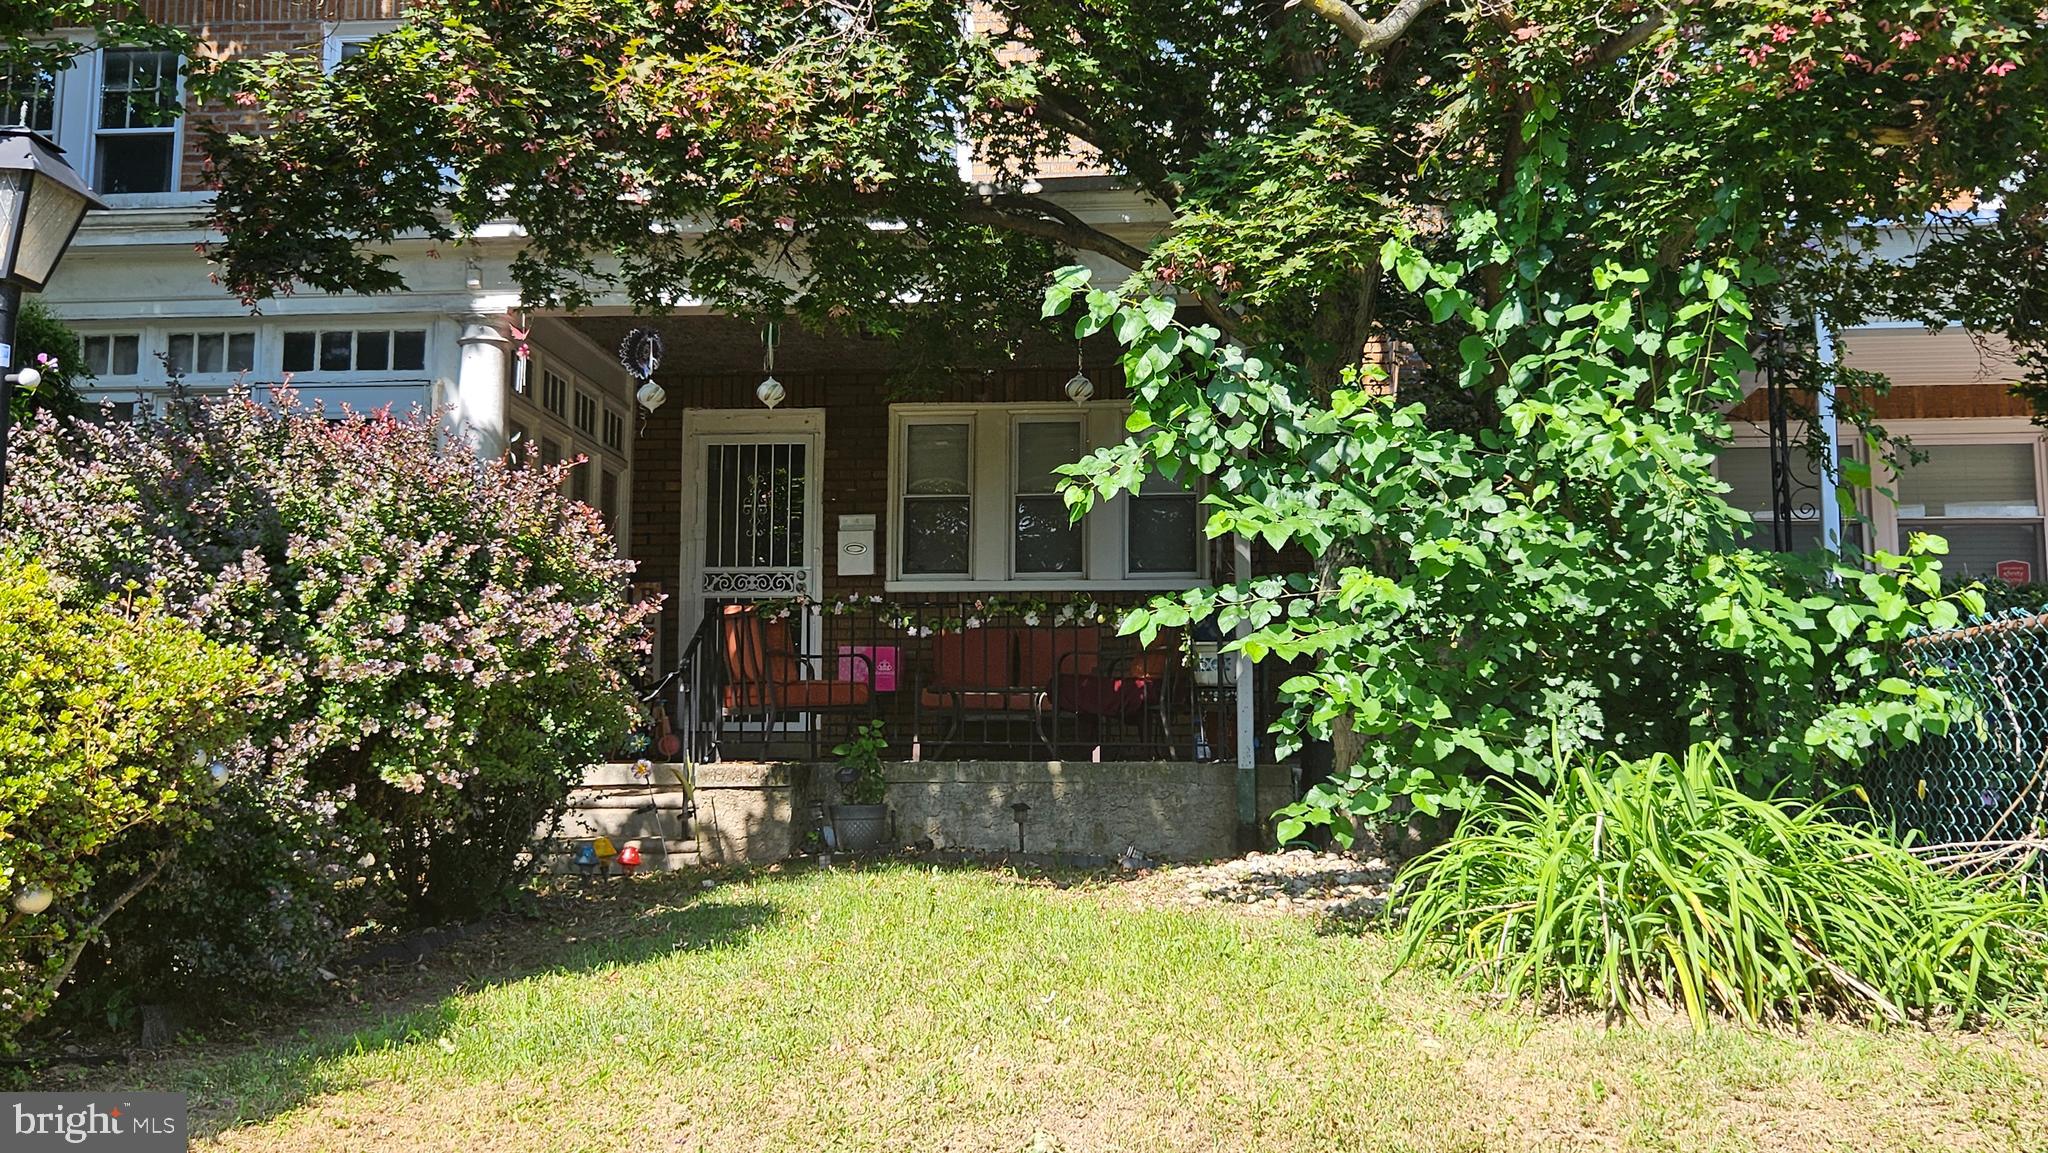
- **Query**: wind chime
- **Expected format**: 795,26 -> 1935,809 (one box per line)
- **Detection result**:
756,321 -> 785,409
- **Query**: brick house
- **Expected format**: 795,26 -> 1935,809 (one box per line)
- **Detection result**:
12,3 -> 2044,787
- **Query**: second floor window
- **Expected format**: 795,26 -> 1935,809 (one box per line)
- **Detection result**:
80,333 -> 142,377
602,408 -> 624,451
0,67 -> 55,133
541,370 -> 567,417
574,389 -> 597,434
166,331 -> 256,376
96,49 -> 180,195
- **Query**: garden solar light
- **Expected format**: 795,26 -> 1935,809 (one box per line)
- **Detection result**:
12,884 -> 53,916
572,841 -> 599,879
1011,801 -> 1030,853
616,842 -> 643,876
0,127 -> 104,506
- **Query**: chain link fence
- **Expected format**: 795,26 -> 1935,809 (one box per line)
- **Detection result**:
1864,611 -> 2048,854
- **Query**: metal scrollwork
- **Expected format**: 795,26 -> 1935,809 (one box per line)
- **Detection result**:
702,571 -> 805,596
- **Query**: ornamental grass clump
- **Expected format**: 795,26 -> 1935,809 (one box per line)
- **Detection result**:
1395,744 -> 2048,1029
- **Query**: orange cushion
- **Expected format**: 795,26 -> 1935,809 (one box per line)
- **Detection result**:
725,681 -> 871,710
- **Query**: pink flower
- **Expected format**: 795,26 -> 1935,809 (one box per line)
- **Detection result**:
1896,29 -> 1921,45
1986,59 -> 2019,77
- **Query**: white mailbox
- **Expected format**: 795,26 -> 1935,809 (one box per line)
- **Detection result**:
838,514 -> 877,577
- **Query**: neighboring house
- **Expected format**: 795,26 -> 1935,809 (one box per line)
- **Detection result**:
10,4 -> 2038,777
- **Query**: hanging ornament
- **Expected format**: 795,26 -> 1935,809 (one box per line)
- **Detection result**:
757,322 -> 785,408
1064,345 -> 1094,404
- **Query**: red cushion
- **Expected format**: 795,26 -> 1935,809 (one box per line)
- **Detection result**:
725,680 -> 871,710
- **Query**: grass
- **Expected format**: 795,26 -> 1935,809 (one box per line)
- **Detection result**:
53,864 -> 2048,1152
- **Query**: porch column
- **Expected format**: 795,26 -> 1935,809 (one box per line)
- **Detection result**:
1234,533 -> 1258,848
454,315 -> 511,460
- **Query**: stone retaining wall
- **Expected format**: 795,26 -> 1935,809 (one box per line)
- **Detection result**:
557,760 -> 1296,866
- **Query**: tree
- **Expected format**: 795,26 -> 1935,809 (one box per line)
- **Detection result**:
187,2 -> 2048,832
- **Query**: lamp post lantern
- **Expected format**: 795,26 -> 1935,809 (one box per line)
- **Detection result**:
0,127 -> 104,506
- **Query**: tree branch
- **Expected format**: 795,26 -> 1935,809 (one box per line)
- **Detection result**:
1296,0 -> 1446,55
966,192 -> 1157,272
21,849 -> 176,1027
1590,6 -> 1673,67
1034,88 -> 1183,209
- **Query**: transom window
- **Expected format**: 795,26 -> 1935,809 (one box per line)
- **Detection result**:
541,370 -> 568,417
166,331 -> 256,376
602,408 -> 624,451
890,404 -> 1204,588
80,333 -> 141,377
282,328 -> 426,374
574,389 -> 598,435
95,49 -> 180,195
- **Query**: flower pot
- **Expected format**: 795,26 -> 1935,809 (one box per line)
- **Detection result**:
831,804 -> 890,853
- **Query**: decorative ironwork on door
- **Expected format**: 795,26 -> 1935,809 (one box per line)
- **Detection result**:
701,440 -> 810,596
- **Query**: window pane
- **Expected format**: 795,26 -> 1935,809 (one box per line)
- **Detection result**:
319,332 -> 353,371
94,135 -> 174,194
392,330 -> 426,371
1894,443 -> 2038,518
571,464 -> 591,503
902,499 -> 970,574
1015,421 -> 1080,493
111,336 -> 139,376
166,333 -> 194,374
1129,495 -> 1198,574
353,330 -> 388,371
1015,494 -> 1082,573
227,333 -> 255,372
0,68 -> 56,133
100,50 -> 178,129
905,424 -> 969,495
1901,520 -> 2044,579
82,336 -> 110,376
282,331 -> 316,372
196,333 -> 225,373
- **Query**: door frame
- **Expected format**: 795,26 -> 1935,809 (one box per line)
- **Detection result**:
677,407 -> 827,670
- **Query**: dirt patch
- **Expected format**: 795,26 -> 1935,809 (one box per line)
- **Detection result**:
1115,848 -> 1396,918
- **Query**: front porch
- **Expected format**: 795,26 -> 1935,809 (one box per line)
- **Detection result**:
566,314 -> 1286,774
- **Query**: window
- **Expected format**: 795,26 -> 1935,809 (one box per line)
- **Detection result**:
574,389 -> 597,435
1013,420 -> 1083,575
95,49 -> 180,195
540,370 -> 567,417
598,469 -> 620,533
282,328 -> 426,374
1718,446 -> 1822,551
900,422 -> 972,576
570,461 -> 591,504
0,66 -> 56,132
165,331 -> 255,376
1129,470 -> 1199,575
323,21 -> 399,72
540,437 -> 561,467
80,333 -> 141,377
890,404 -> 1204,587
602,408 -> 624,452
1895,442 -> 2045,577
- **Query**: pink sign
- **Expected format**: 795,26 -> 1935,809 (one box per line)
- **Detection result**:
1996,559 -> 2033,587
838,645 -> 898,692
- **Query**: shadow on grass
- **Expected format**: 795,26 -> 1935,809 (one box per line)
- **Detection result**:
63,883 -> 781,1139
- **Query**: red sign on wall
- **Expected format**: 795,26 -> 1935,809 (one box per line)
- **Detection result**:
1995,559 -> 2033,587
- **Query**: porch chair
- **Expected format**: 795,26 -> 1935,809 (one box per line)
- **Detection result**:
915,627 -> 1048,757
1045,632 -> 1179,760
717,603 -> 875,760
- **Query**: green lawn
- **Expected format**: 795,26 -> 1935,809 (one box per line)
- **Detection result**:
73,865 -> 2048,1152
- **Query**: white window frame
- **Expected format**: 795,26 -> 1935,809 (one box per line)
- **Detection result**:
886,402 -> 1206,592
4,38 -> 199,205
91,46 -> 184,198
161,327 -> 259,382
322,21 -> 401,73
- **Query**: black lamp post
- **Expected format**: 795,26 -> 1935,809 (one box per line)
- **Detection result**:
0,127 -> 104,506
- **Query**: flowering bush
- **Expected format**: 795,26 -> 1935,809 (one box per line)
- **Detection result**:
3,391 -> 654,923
0,554 -> 262,1045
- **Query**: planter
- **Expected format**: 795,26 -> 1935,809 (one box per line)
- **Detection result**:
831,803 -> 891,853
